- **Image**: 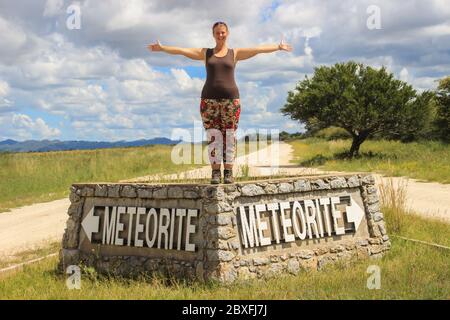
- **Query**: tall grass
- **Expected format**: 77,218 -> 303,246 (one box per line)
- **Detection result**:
379,176 -> 450,247
289,138 -> 450,183
0,228 -> 448,299
0,145 -> 201,212
1,180 -> 449,299
379,178 -> 409,233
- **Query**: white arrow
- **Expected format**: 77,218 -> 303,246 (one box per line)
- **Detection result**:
81,207 -> 100,242
345,197 -> 364,232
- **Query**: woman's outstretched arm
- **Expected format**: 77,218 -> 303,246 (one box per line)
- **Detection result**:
236,37 -> 292,62
148,40 -> 205,61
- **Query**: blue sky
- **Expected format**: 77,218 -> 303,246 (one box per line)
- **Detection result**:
0,0 -> 449,142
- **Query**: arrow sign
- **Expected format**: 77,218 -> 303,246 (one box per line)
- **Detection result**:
345,197 -> 364,232
81,207 -> 100,242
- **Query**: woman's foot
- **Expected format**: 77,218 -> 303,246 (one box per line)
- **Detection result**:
211,169 -> 221,184
224,168 -> 234,184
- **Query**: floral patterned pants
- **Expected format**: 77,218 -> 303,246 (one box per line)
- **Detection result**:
200,98 -> 241,165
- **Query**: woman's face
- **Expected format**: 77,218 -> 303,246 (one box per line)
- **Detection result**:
213,25 -> 228,44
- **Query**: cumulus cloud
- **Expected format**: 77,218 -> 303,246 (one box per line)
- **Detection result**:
43,0 -> 64,17
0,0 -> 448,141
0,113 -> 61,140
0,80 -> 10,97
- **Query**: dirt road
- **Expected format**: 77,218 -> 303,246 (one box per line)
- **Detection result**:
1,142 -> 448,258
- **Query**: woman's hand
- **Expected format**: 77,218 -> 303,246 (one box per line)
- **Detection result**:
278,37 -> 293,52
148,40 -> 163,52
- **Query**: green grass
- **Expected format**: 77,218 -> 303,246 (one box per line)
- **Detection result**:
0,241 -> 60,270
1,209 -> 448,299
0,145 -> 203,212
1,139 -> 449,299
288,138 -> 450,184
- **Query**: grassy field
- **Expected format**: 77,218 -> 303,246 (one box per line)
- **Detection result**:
1,139 -> 449,299
288,138 -> 450,184
0,144 -> 203,213
1,186 -> 449,299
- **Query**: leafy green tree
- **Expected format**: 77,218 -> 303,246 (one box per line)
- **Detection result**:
434,77 -> 450,142
281,61 -> 433,157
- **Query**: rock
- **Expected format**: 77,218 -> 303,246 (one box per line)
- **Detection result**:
225,185 -> 237,192
229,239 -> 240,250
216,214 -> 233,226
330,177 -> 348,189
293,180 -> 311,192
313,247 -> 329,256
238,267 -> 257,280
207,250 -> 235,262
356,239 -> 369,246
220,265 -> 237,283
311,179 -> 331,190
241,184 -> 265,196
366,194 -> 379,205
346,176 -> 360,187
81,187 -> 94,197
287,259 -> 300,275
153,187 -> 168,199
137,188 -> 152,198
368,238 -> 383,245
184,190 -> 199,199
373,212 -> 384,222
168,187 -> 183,198
121,185 -> 136,198
217,227 -> 235,240
204,202 -> 220,214
269,263 -> 283,274
69,191 -> 81,204
253,257 -> 269,266
278,183 -> 294,193
107,185 -> 120,198
366,185 -> 377,194
264,184 -> 278,194
330,245 -> 345,253
94,185 -> 108,197
368,202 -> 380,214
317,255 -> 336,270
360,175 -> 375,185
298,250 -> 315,259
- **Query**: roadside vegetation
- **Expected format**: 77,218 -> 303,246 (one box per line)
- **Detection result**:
288,138 -> 450,184
0,177 -> 448,299
0,144 -> 203,212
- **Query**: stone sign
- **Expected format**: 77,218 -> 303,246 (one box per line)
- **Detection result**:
59,173 -> 390,283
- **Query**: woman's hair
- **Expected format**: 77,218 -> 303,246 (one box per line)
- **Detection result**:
212,21 -> 228,32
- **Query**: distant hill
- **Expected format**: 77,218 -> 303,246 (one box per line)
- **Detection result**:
0,137 -> 181,153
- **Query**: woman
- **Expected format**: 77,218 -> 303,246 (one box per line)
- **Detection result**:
148,21 -> 292,184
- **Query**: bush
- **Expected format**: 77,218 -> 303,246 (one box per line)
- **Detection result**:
314,127 -> 352,140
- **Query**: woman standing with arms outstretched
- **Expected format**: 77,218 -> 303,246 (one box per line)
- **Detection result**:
148,21 -> 292,184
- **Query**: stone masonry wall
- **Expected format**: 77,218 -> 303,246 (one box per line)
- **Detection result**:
59,173 -> 390,283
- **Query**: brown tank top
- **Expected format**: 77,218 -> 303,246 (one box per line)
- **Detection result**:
201,48 -> 240,99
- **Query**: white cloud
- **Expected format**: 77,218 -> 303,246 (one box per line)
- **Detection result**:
0,16 -> 28,61
399,67 -> 409,82
9,114 -> 61,139
43,0 -> 64,17
0,80 -> 10,97
0,0 -> 449,141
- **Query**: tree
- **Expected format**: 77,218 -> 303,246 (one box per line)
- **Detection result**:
281,61 -> 433,157
434,76 -> 450,142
